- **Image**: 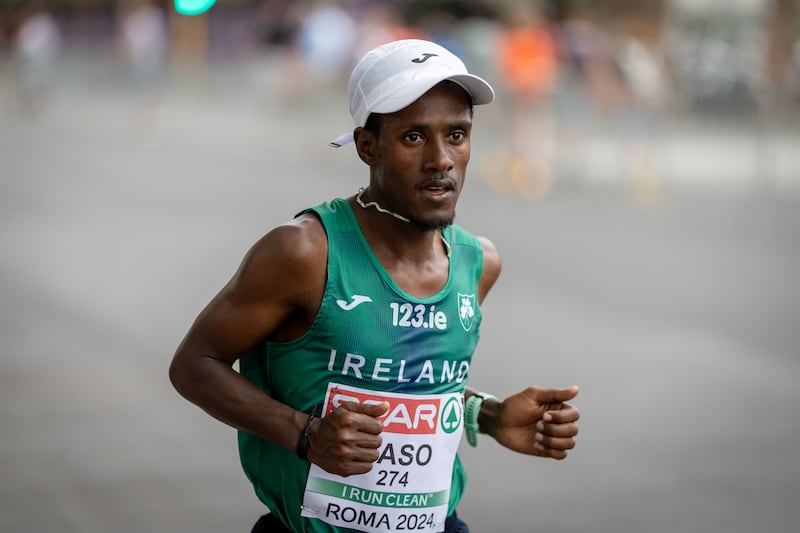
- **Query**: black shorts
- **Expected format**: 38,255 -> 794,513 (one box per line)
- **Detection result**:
251,510 -> 470,532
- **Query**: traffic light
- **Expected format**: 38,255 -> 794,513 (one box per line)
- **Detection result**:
174,0 -> 217,16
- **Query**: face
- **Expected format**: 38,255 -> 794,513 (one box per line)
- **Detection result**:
356,82 -> 473,231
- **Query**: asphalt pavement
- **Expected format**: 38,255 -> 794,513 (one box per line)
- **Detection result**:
1,57 -> 799,533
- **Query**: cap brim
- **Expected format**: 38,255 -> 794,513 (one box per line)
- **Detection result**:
448,74 -> 496,105
371,72 -> 495,116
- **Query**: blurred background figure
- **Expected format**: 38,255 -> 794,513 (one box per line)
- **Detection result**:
352,2 -> 425,58
117,0 -> 168,132
280,0 -> 357,100
487,2 -> 558,198
255,0 -> 296,48
296,0 -> 355,79
613,20 -> 669,205
11,0 -> 61,116
792,38 -> 800,103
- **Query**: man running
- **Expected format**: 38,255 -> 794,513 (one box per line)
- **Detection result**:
169,39 -> 580,533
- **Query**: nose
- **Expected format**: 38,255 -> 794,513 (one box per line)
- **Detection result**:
424,137 -> 454,173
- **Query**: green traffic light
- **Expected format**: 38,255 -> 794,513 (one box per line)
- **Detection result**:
174,0 -> 217,16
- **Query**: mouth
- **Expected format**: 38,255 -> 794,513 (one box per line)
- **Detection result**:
419,178 -> 455,198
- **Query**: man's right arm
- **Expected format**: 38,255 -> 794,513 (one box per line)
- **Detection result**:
169,214 -> 389,476
169,216 -> 327,453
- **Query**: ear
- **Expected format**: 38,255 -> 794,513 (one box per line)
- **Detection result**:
354,127 -> 379,166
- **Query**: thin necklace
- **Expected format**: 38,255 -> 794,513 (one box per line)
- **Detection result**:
441,226 -> 453,258
355,187 -> 452,258
356,187 -> 410,223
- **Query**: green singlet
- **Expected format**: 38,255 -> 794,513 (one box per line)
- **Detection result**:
238,198 -> 484,532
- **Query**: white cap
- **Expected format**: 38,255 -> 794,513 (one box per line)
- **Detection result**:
329,39 -> 495,147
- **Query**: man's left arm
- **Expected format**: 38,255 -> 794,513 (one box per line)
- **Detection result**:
472,236 -> 580,459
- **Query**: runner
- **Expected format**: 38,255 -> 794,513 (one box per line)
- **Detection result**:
169,39 -> 580,533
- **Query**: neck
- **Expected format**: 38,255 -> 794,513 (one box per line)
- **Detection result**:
352,189 -> 452,259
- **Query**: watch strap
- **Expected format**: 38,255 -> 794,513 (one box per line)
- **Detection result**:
464,391 -> 497,447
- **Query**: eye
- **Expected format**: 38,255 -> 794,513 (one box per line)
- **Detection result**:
404,132 -> 423,143
450,131 -> 466,142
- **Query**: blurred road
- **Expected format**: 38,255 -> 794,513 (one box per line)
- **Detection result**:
1,57 -> 799,533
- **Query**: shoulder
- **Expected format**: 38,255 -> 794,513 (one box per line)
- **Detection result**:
249,212 -> 326,265
175,213 -> 329,359
451,227 -> 501,303
477,235 -> 501,303
234,212 -> 328,307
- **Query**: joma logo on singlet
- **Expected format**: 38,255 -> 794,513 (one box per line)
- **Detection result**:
337,295 -> 372,310
389,302 -> 447,330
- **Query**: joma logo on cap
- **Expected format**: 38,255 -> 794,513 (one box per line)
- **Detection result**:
411,53 -> 438,63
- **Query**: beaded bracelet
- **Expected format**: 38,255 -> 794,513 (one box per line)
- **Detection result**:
296,412 -> 315,461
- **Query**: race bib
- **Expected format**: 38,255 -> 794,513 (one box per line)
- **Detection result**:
301,383 -> 464,533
